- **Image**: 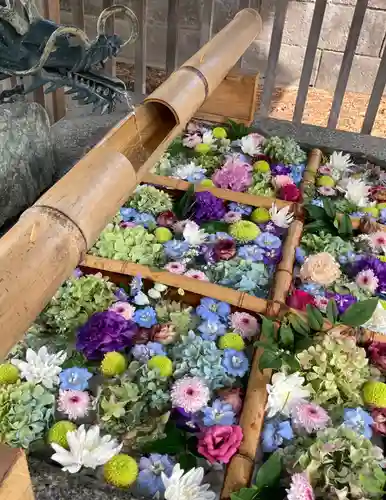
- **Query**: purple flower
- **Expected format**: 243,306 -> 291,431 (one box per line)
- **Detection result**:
270,163 -> 291,176
194,191 -> 227,223
202,399 -> 236,426
228,202 -> 253,216
114,287 -> 129,302
255,232 -> 282,250
348,256 -> 386,293
259,221 -> 286,237
263,247 -> 282,265
326,292 -> 357,314
343,408 -> 374,439
72,268 -> 83,278
132,341 -> 165,362
237,245 -> 264,262
196,297 -> 231,321
173,407 -> 201,432
136,454 -> 175,498
76,311 -> 138,360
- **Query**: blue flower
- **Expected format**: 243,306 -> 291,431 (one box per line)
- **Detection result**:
196,297 -> 231,321
237,245 -> 264,262
120,207 -> 139,222
135,212 -> 156,229
295,247 -> 306,264
164,240 -> 190,259
311,198 -> 323,207
130,275 -> 143,296
136,454 -> 175,498
228,202 -> 253,215
300,282 -> 325,296
132,344 -> 151,363
134,306 -> 157,328
222,349 -> 249,377
343,408 -> 374,439
198,319 -> 226,341
262,418 -> 294,452
380,208 -> 386,224
262,247 -> 282,265
147,342 -> 166,357
338,251 -> 357,265
201,399 -> 236,426
114,287 -> 129,302
350,211 -> 367,219
290,163 -> 305,185
255,232 -> 282,250
59,367 -> 92,391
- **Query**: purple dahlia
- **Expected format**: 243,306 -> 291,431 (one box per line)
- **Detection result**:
76,311 -> 138,360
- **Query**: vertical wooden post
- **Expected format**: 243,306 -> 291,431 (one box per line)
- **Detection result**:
0,446 -> 34,500
70,0 -> 85,30
103,0 -> 116,77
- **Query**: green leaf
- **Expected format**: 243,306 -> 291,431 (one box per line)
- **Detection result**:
226,119 -> 253,141
305,204 -> 327,221
254,340 -> 279,351
230,486 -> 259,500
304,220 -> 330,233
288,314 -> 310,336
340,298 -> 379,327
282,353 -> 300,372
254,452 -> 282,491
326,299 -> 339,325
174,184 -> 195,219
142,422 -> 185,454
306,304 -> 324,331
323,198 -> 336,220
201,221 -> 229,234
259,350 -> 282,371
294,337 -> 314,352
338,214 -> 353,237
179,452 -> 197,471
279,324 -> 294,348
261,316 -> 275,342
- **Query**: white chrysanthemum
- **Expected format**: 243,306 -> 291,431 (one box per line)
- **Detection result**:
51,425 -> 122,474
362,301 -> 386,335
344,179 -> 371,208
329,151 -> 354,171
269,203 -> 294,228
183,221 -> 209,246
240,133 -> 264,156
266,372 -> 311,418
162,464 -> 216,500
11,346 -> 66,389
172,162 -> 206,181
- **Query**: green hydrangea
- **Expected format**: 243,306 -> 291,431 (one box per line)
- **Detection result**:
263,136 -> 307,165
91,225 -> 165,266
283,426 -> 386,499
155,300 -> 197,335
0,382 -> 54,448
153,153 -> 173,176
193,154 -> 223,175
127,185 -> 173,216
248,172 -> 274,197
38,274 -> 116,337
296,333 -> 370,408
301,232 -> 335,255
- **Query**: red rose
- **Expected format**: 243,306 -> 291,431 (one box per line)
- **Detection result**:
287,289 -> 315,311
280,184 -> 301,202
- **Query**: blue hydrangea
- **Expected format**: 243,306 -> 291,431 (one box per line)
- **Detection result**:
290,163 -> 305,185
59,367 -> 92,391
132,342 -> 166,363
343,407 -> 374,439
196,297 -> 231,322
295,247 -> 306,264
135,212 -> 157,229
255,232 -> 282,250
237,245 -> 264,262
172,331 -> 233,389
222,349 -> 249,377
114,287 -> 129,302
134,306 -> 157,328
120,207 -> 139,222
201,399 -> 235,426
262,418 -> 294,452
198,319 -> 226,341
164,240 -> 190,259
228,202 -> 253,215
136,454 -> 175,498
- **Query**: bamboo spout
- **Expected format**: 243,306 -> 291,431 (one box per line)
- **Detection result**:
0,9 -> 262,359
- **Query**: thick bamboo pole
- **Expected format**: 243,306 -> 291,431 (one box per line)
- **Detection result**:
0,9 -> 262,360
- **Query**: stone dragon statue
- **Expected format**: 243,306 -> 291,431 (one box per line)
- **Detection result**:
0,0 -> 138,113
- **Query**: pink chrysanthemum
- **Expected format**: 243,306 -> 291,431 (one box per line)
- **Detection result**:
313,295 -> 329,313
184,269 -> 209,281
223,211 -> 242,224
287,473 -> 315,500
370,231 -> 386,250
355,269 -> 379,294
318,165 -> 333,176
291,400 -> 330,433
109,301 -> 136,320
230,312 -> 259,338
317,186 -> 336,197
171,377 -> 210,413
164,262 -> 186,274
57,390 -> 90,421
274,175 -> 293,189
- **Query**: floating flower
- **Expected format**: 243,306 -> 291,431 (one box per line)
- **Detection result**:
237,245 -> 265,262
291,400 -> 330,433
194,191 -> 226,223
240,133 -> 264,156
196,297 -> 231,321
300,252 -> 341,286
367,341 -> 386,372
212,158 -> 252,192
59,367 -> 93,391
183,133 -> 202,148
286,473 -> 315,500
262,418 -> 293,452
356,269 -> 379,294
269,204 -> 294,228
201,399 -> 236,426
286,290 -> 315,311
132,342 -> 165,363
73,268 -> 83,278
273,175 -> 293,188
280,183 -> 301,201
161,464 -> 216,500
184,269 -> 209,281
148,282 -> 168,300
133,291 -> 150,306
217,387 -> 244,414
183,221 -> 209,246
164,240 -> 190,259
371,408 -> 386,435
198,319 -> 226,341
318,186 -> 336,196
164,262 -> 186,274
11,347 -> 66,389
157,210 -> 177,228
255,232 -> 282,250
197,425 -> 243,464
327,292 -> 357,314
224,211 -> 242,223
133,306 -> 157,328
228,202 -> 253,215
214,239 -> 236,260
171,377 -> 210,413
109,301 -> 135,320
151,323 -> 178,345
114,287 -> 129,302
222,349 -> 249,377
57,390 -> 90,421
318,165 -> 333,175
370,231 -> 386,253
329,151 -> 354,171
51,425 -> 122,473
362,301 -> 386,335
343,407 -> 374,439
266,372 -> 310,418
344,179 -> 371,207
173,162 -> 206,182
230,311 -> 259,338
136,454 -> 175,498
229,220 -> 260,242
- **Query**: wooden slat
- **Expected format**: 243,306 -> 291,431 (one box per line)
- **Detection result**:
259,0 -> 290,117
102,0 -> 116,77
236,0 -> 251,67
166,0 -> 180,76
134,0 -> 148,99
327,0 -> 368,129
200,0 -> 215,47
361,49 -> 386,135
70,0 -> 85,30
293,0 -> 327,124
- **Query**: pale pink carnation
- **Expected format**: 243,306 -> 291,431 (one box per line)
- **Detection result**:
287,473 -> 315,500
109,301 -> 135,320
317,186 -> 336,197
370,231 -> 386,250
313,295 -> 329,313
183,133 -> 202,148
223,211 -> 242,224
230,312 -> 259,338
212,158 -> 252,192
356,269 -> 379,294
171,376 -> 210,413
274,175 -> 293,189
184,269 -> 209,281
291,400 -> 330,433
58,390 -> 90,421
164,262 -> 186,274
318,165 -> 333,176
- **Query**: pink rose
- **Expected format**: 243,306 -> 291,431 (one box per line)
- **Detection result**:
217,388 -> 244,414
368,342 -> 386,372
198,425 -> 243,464
274,175 -> 293,189
287,289 -> 315,311
280,184 -> 301,202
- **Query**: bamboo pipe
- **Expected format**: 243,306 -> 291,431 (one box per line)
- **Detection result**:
0,9 -> 262,360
